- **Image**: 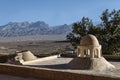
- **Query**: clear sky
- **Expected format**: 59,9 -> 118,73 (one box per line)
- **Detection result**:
0,0 -> 120,26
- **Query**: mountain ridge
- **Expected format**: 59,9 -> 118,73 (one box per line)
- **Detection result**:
0,21 -> 72,37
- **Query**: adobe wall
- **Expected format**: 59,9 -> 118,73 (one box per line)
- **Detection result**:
0,64 -> 119,80
103,55 -> 120,60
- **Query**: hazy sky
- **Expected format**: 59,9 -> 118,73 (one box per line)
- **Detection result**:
0,0 -> 120,26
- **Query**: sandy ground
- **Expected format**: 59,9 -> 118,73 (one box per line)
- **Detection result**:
24,58 -> 120,78
0,40 -> 70,55
0,74 -> 39,80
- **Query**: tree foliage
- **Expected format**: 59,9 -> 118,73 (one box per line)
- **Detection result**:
67,17 -> 94,47
99,9 -> 120,55
67,9 -> 120,55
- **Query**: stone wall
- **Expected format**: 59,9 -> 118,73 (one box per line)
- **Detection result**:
0,64 -> 119,80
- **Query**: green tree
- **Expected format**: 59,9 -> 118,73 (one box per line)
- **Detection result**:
67,9 -> 120,55
66,17 -> 99,47
98,9 -> 120,55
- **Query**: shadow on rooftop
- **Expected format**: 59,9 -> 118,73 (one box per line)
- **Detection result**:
27,64 -> 69,69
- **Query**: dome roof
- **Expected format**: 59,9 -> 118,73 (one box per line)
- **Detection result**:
80,34 -> 99,46
21,50 -> 37,61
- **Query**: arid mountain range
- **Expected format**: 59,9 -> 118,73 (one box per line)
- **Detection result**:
0,21 -> 72,37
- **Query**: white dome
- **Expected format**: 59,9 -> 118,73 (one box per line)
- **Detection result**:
80,34 -> 100,46
21,50 -> 37,61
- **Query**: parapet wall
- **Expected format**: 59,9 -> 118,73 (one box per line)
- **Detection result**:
0,64 -> 119,80
103,55 -> 120,60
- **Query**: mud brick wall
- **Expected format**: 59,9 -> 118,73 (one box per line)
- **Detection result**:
0,64 -> 119,80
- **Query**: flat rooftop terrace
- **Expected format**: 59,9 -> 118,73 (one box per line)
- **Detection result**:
24,57 -> 120,78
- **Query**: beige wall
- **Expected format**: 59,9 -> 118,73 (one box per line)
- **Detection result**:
22,55 -> 58,65
0,64 -> 119,80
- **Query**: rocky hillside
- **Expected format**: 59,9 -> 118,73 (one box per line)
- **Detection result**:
0,21 -> 72,37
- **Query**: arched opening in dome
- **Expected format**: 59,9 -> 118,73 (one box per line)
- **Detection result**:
94,48 -> 100,58
77,48 -> 81,57
84,49 -> 90,57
